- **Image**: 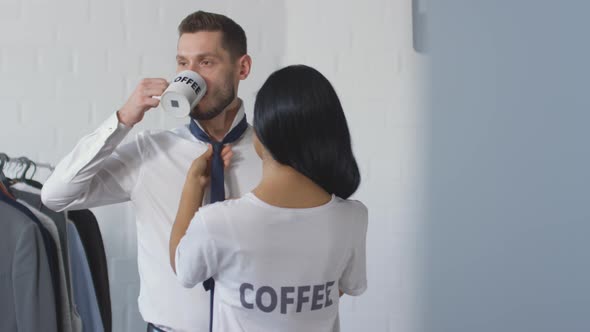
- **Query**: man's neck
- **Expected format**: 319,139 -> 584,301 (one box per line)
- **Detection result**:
198,98 -> 241,142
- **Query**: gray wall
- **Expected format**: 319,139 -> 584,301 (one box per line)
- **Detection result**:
423,1 -> 590,331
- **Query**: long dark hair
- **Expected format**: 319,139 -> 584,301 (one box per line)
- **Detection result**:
253,65 -> 360,199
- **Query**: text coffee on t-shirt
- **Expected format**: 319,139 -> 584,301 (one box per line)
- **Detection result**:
175,192 -> 368,332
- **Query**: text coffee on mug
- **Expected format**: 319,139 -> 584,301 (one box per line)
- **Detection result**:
159,70 -> 207,118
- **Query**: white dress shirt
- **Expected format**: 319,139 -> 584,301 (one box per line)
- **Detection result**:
42,103 -> 262,332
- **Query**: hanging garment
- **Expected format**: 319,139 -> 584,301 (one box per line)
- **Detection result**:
12,184 -> 83,332
69,209 -> 112,332
1,189 -> 60,312
17,198 -> 70,332
67,220 -> 105,332
0,198 -> 58,332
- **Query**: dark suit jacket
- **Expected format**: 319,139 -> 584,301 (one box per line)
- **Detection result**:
69,209 -> 112,332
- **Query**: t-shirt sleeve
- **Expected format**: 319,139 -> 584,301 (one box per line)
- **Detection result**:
339,204 -> 368,296
174,212 -> 219,288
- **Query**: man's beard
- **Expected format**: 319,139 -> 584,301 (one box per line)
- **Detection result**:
190,76 -> 236,121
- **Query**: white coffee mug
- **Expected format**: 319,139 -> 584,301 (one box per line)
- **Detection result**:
159,70 -> 207,118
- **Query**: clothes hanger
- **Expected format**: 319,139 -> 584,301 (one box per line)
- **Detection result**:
0,153 -> 15,199
21,158 -> 44,189
0,153 -> 10,184
17,157 -> 33,182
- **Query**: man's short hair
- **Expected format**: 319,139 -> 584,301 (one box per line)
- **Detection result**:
178,11 -> 247,60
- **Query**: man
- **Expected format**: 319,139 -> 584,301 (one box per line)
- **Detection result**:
42,11 -> 261,332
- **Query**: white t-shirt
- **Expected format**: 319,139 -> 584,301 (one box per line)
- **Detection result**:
175,192 -> 368,332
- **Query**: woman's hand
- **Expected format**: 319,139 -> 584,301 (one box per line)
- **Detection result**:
186,144 -> 234,187
186,144 -> 213,187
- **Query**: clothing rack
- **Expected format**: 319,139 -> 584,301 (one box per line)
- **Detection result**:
1,151 -> 111,332
8,157 -> 55,171
1,154 -> 54,170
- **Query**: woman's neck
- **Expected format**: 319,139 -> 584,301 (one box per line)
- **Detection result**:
252,159 -> 332,208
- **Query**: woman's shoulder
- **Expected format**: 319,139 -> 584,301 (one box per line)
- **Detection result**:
330,197 -> 368,229
197,196 -> 252,218
333,196 -> 367,213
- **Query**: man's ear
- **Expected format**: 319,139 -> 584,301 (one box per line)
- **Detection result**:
237,54 -> 252,80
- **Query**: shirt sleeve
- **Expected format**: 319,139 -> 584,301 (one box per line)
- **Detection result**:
41,112 -> 141,211
339,203 -> 368,296
175,212 -> 219,288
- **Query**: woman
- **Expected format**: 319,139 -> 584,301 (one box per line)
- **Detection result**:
169,65 -> 368,331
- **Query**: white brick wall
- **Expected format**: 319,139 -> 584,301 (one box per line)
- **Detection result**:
0,0 -> 424,331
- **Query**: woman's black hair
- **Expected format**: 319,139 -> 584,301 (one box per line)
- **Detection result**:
253,65 -> 360,199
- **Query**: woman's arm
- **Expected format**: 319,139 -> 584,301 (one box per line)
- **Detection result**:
169,145 -> 213,273
169,175 -> 206,274
169,144 -> 233,274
